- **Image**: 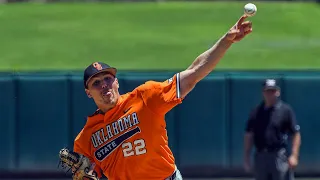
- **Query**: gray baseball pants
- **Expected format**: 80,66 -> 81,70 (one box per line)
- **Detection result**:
254,148 -> 294,180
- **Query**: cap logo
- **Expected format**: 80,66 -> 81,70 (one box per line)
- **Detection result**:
266,79 -> 276,86
93,62 -> 102,70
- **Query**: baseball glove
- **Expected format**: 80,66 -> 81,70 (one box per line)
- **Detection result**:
58,148 -> 99,180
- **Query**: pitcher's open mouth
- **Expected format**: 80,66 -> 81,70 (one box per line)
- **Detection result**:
102,91 -> 112,96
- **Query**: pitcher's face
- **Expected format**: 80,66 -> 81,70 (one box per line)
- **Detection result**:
85,72 -> 120,107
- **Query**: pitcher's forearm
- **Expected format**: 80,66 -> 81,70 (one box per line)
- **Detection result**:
186,35 -> 233,83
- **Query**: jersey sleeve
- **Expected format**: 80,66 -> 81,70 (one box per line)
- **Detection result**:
138,73 -> 183,115
74,129 -> 103,179
286,105 -> 300,134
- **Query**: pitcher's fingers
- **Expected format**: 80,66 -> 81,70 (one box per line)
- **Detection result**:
241,21 -> 252,26
244,28 -> 253,35
240,22 -> 252,31
237,15 -> 248,28
240,21 -> 252,29
244,26 -> 251,32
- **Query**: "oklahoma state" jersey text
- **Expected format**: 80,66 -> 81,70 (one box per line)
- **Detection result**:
90,112 -> 141,161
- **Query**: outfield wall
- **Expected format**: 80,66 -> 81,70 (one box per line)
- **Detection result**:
1,70 -> 320,178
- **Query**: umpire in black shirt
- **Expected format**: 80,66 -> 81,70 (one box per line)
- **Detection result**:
243,79 -> 301,180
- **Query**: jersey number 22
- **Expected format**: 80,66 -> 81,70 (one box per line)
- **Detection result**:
122,139 -> 147,157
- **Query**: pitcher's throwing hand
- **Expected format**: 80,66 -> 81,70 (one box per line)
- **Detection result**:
226,15 -> 253,43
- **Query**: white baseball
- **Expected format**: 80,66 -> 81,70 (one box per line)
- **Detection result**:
244,3 -> 257,17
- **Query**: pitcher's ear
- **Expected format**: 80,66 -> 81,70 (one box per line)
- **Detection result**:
85,89 -> 92,98
115,78 -> 119,88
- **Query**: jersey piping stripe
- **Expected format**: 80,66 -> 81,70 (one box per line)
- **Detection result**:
176,73 -> 180,99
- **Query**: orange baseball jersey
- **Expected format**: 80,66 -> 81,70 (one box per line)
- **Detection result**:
74,73 -> 183,180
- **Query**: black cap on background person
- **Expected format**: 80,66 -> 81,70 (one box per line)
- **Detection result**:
262,79 -> 280,90
262,78 -> 281,106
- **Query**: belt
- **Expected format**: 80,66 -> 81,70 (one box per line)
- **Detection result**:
165,170 -> 177,180
256,147 -> 283,153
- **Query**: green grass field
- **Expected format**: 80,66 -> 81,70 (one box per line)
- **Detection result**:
0,2 -> 319,71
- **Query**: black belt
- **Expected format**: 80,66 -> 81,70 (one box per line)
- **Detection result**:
256,147 -> 283,153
